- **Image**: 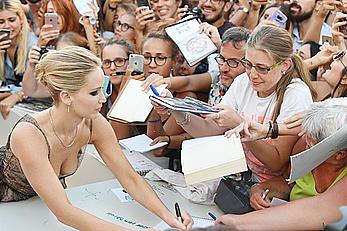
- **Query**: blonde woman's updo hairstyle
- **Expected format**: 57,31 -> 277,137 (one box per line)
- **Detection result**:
35,46 -> 101,104
247,24 -> 317,121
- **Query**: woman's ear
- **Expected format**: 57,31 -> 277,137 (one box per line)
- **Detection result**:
282,58 -> 292,72
59,90 -> 72,106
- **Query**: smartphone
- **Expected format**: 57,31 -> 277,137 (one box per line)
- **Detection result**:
0,29 -> 10,42
136,0 -> 150,8
45,13 -> 58,30
339,18 -> 347,35
270,9 -> 287,28
129,54 -> 144,75
322,35 -> 333,46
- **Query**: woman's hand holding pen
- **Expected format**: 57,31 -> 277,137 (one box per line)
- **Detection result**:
249,184 -> 271,210
141,73 -> 169,92
163,211 -> 193,230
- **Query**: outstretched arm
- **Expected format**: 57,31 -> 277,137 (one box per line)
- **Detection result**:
91,114 -> 193,230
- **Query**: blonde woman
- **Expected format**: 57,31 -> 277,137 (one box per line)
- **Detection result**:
0,46 -> 192,230
153,25 -> 317,182
0,0 -> 37,119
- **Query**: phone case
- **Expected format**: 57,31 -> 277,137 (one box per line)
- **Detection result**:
0,29 -> 10,42
136,0 -> 150,8
129,54 -> 144,74
270,10 -> 287,28
45,13 -> 58,30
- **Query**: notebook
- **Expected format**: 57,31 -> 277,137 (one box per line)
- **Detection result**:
165,17 -> 217,66
149,96 -> 219,114
119,134 -> 168,153
107,79 -> 167,124
181,134 -> 247,185
154,216 -> 214,230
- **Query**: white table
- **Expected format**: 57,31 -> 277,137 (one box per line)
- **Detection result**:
0,179 -> 222,230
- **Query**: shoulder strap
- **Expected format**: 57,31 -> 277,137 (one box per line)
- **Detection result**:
7,114 -> 51,157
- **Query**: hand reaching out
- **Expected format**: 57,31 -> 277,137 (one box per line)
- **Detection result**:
224,120 -> 268,142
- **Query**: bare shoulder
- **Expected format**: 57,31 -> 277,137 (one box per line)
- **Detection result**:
90,113 -> 117,143
10,121 -> 49,160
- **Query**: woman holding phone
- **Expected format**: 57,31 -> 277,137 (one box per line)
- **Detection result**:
0,0 -> 37,119
38,0 -> 83,47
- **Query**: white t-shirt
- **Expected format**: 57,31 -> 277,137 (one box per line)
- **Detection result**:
220,73 -> 313,181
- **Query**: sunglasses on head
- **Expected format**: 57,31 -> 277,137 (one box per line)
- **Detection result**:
102,75 -> 112,98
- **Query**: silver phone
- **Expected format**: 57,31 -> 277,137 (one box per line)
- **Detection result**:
129,54 -> 144,75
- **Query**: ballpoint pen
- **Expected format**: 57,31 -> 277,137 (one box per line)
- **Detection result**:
149,84 -> 160,96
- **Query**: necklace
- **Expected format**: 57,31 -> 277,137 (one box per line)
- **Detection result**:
49,108 -> 79,148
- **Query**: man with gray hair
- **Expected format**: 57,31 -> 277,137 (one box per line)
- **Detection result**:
216,97 -> 347,230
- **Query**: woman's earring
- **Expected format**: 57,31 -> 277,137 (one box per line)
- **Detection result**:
281,70 -> 286,75
67,105 -> 70,113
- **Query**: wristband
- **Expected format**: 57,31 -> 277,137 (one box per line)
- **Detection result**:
271,122 -> 279,139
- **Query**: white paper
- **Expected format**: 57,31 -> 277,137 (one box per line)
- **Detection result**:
73,0 -> 98,17
154,216 -> 214,230
288,125 -> 347,183
119,134 -> 168,153
111,188 -> 134,202
108,80 -> 167,123
165,18 -> 217,66
270,197 -> 288,207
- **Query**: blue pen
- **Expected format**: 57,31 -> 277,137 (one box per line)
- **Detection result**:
149,84 -> 160,96
208,212 -> 217,221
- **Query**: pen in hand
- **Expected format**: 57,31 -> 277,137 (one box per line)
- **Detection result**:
262,188 -> 270,200
149,84 -> 160,96
208,212 -> 217,221
175,202 -> 182,223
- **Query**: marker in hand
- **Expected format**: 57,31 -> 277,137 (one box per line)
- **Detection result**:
150,84 -> 160,96
208,212 -> 217,221
262,188 -> 270,200
175,202 -> 182,223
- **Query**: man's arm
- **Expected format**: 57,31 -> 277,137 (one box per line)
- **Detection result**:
216,176 -> 347,230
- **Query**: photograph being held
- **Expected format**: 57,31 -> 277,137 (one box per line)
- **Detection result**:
0,46 -> 192,230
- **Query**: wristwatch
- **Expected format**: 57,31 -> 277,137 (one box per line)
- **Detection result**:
240,7 -> 249,14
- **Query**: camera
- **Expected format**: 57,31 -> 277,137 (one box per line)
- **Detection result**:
183,7 -> 205,22
39,46 -> 49,59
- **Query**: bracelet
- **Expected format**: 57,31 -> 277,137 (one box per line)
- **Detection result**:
147,119 -> 161,123
265,121 -> 272,139
271,122 -> 279,139
176,113 -> 191,127
166,135 -> 171,146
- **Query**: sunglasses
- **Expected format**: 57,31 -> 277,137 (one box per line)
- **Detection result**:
102,75 -> 112,98
241,59 -> 284,75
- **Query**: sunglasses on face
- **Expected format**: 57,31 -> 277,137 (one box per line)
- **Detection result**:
214,54 -> 242,68
241,58 -> 283,75
102,75 -> 112,98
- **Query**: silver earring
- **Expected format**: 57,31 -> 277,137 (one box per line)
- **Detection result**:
281,70 -> 286,75
67,105 -> 70,113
